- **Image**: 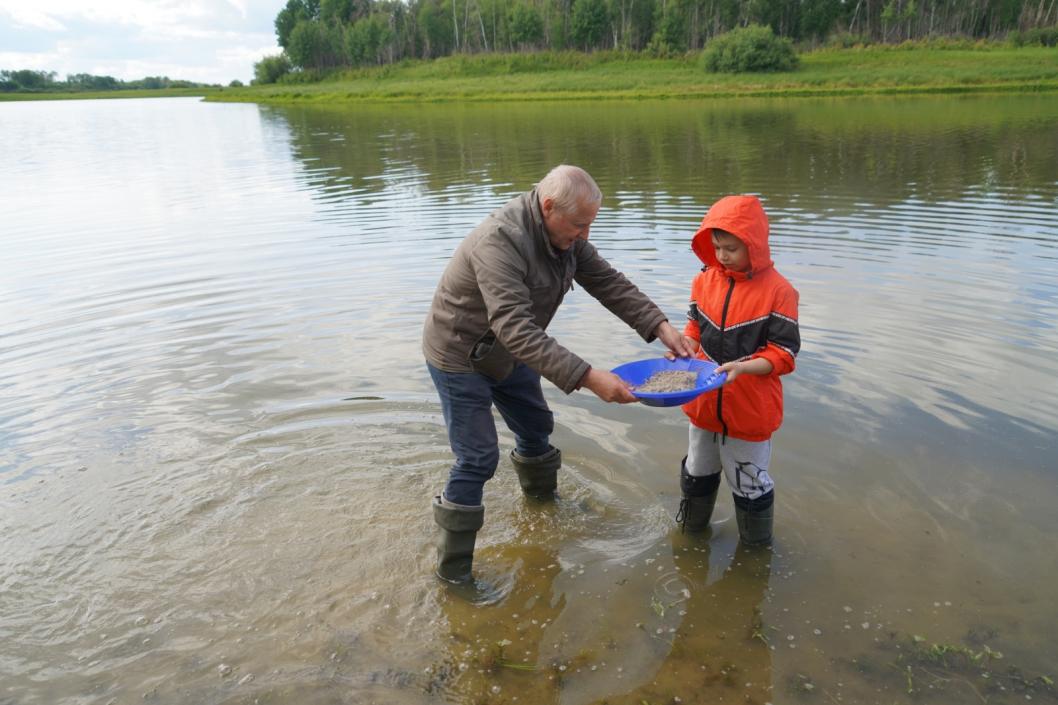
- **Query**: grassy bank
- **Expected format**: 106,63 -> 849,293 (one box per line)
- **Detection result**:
0,87 -> 220,102
207,45 -> 1058,104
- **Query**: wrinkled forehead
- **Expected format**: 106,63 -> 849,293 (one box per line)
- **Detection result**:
565,199 -> 600,220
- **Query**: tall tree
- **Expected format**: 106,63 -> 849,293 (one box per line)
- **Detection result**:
275,0 -> 322,48
509,2 -> 545,48
571,0 -> 611,48
417,0 -> 455,57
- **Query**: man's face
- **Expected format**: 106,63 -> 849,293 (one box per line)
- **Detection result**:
712,230 -> 750,272
542,197 -> 599,251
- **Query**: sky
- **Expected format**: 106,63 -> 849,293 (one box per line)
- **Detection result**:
0,0 -> 287,85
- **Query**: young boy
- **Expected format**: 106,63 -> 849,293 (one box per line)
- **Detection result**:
675,195 -> 800,545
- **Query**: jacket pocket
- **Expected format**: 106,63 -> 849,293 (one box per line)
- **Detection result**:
468,331 -> 517,382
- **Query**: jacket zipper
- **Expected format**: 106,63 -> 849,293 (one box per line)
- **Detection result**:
547,258 -> 573,321
716,277 -> 736,439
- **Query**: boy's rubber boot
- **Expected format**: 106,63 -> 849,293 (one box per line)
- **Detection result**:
675,457 -> 721,533
733,490 -> 774,546
432,495 -> 485,583
509,446 -> 561,499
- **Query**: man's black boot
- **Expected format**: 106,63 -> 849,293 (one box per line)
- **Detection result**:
432,495 -> 485,583
509,446 -> 561,499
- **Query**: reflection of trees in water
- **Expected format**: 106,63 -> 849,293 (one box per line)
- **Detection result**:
430,499 -> 571,705
260,97 -> 1058,214
431,543 -> 567,703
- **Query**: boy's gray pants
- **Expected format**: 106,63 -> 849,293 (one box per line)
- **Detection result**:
685,425 -> 774,500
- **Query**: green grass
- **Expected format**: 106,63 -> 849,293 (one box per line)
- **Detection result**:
0,87 -> 221,101
207,45 -> 1058,105
4,46 -> 1053,105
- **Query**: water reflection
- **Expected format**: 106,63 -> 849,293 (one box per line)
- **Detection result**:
434,543 -> 566,703
264,96 -> 1058,213
261,95 -> 1058,443
604,537 -> 774,705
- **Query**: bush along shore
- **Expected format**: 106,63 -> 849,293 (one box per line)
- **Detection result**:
207,42 -> 1058,105
0,70 -> 224,100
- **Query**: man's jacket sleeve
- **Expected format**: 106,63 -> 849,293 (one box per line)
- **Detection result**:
573,242 -> 667,343
470,232 -> 590,393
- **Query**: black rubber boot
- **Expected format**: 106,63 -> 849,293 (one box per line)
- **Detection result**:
432,495 -> 485,583
509,446 -> 561,499
733,490 -> 774,546
675,458 -> 720,533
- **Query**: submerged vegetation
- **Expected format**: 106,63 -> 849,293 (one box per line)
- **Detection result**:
888,632 -> 1056,703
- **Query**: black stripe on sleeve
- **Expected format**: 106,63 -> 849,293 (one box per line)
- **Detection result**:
768,312 -> 800,358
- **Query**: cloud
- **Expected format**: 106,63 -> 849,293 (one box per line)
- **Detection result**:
0,0 -> 284,84
0,6 -> 67,31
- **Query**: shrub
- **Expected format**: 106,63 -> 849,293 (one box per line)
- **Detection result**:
253,53 -> 292,84
825,31 -> 870,49
570,0 -> 609,50
700,24 -> 799,73
1007,25 -> 1058,47
276,67 -> 328,84
508,2 -> 544,49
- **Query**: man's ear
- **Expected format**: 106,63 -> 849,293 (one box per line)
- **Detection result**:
540,196 -> 554,217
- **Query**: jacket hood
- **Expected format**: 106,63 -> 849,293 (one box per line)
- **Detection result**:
691,195 -> 773,278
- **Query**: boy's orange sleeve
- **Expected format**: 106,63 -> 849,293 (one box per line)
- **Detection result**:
753,285 -> 800,376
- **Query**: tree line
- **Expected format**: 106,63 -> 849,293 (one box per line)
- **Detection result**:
263,0 -> 1058,77
0,70 -> 222,94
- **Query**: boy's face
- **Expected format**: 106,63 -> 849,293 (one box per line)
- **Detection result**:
711,230 -> 750,272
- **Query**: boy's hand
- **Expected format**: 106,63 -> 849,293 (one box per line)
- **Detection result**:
717,357 -> 773,384
716,361 -> 743,383
655,321 -> 695,359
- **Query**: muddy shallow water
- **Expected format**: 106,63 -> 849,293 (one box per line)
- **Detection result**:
1,95 -> 1056,704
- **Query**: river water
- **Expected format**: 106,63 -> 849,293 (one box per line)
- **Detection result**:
1,95 -> 1056,705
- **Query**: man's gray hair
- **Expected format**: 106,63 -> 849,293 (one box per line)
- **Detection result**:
537,165 -> 602,214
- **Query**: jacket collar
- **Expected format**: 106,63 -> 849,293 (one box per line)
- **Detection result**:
528,187 -> 565,260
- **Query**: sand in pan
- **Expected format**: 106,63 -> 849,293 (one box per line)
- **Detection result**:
636,370 -> 698,393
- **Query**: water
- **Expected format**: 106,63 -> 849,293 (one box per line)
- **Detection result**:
1,95 -> 1056,704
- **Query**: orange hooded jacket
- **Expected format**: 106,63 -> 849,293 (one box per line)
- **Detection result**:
682,195 -> 800,441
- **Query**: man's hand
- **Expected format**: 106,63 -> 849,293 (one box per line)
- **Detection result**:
663,335 -> 700,360
655,321 -> 695,359
580,367 -> 637,403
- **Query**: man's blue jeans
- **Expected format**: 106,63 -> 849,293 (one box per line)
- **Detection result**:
428,361 -> 553,506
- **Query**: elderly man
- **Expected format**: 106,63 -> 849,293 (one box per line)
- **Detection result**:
423,164 -> 691,583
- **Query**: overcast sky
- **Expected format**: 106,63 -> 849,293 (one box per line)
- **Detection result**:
0,0 -> 286,84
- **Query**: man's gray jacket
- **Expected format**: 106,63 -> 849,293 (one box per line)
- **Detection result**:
422,188 -> 667,394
